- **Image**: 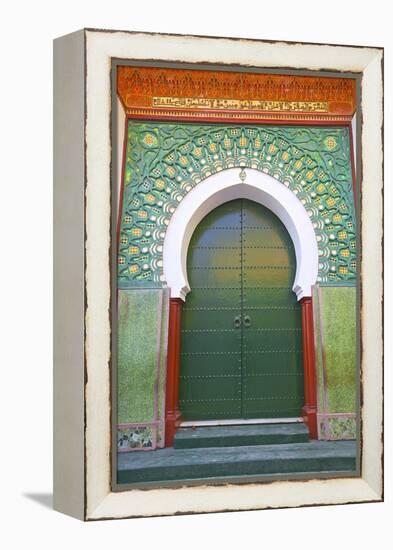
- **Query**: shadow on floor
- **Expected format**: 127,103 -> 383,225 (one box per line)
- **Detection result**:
23,493 -> 53,509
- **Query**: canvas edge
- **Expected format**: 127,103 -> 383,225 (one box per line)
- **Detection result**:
80,29 -> 383,520
53,29 -> 86,520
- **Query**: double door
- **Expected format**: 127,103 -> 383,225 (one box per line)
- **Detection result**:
179,199 -> 304,420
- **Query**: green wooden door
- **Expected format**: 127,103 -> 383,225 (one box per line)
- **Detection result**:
179,199 -> 304,420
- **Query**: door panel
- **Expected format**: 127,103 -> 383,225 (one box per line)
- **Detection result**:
180,399 -> 242,421
242,227 -> 291,248
242,329 -> 303,352
181,308 -> 241,330
179,201 -> 242,420
189,229 -> 242,249
243,267 -> 294,286
180,354 -> 241,378
188,247 -> 241,267
184,267 -> 242,288
184,287 -> 241,309
242,200 -> 304,418
181,329 -> 241,354
179,198 -> 304,421
241,308 -> 301,329
243,287 -> 296,306
243,374 -> 304,400
243,356 -> 304,377
244,247 -> 294,268
180,377 -> 242,401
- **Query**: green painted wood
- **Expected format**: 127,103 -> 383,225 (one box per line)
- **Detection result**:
173,423 -> 309,449
179,201 -> 242,420
242,200 -> 304,418
179,199 -> 304,421
117,440 -> 357,484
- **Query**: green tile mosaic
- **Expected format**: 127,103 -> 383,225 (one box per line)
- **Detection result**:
118,122 -> 356,288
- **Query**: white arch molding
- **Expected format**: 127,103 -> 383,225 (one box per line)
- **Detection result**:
163,168 -> 319,301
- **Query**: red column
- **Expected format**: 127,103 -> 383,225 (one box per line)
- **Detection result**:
300,297 -> 318,439
165,298 -> 183,447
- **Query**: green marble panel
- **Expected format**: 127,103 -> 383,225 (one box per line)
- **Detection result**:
117,288 -> 169,448
313,285 -> 357,440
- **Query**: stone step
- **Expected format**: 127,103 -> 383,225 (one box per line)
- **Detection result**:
173,423 -> 309,449
117,440 -> 357,485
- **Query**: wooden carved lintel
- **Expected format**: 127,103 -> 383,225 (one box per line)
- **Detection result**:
117,66 -> 356,123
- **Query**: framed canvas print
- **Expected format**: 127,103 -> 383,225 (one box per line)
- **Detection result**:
53,29 -> 383,520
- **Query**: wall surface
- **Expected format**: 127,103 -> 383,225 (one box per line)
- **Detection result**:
117,119 -> 358,447
313,285 -> 357,439
117,288 -> 169,450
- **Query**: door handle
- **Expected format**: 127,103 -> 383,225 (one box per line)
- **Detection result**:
234,315 -> 241,328
244,315 -> 251,327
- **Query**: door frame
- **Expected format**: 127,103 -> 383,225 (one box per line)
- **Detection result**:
164,168 -> 320,444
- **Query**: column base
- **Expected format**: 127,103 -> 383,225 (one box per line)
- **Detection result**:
165,409 -> 182,447
302,405 -> 318,440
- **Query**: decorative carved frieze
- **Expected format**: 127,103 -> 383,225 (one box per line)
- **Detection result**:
117,66 -> 356,121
